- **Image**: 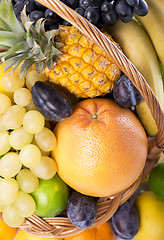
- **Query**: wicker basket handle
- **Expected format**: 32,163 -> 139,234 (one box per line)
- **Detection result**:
36,0 -> 164,149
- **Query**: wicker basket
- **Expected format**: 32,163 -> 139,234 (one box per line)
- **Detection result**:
19,0 -> 164,237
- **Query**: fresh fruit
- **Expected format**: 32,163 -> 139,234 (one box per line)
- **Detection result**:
0,0 -> 121,98
133,0 -> 148,16
126,0 -> 139,7
0,218 -> 18,240
115,0 -> 133,23
9,126 -> 33,150
19,144 -> 41,168
0,178 -> 19,205
11,0 -> 149,28
16,169 -> 39,193
148,162 -> 164,199
135,100 -> 158,136
110,201 -> 139,239
13,88 -> 32,107
34,127 -> 57,152
67,191 -> 97,229
52,98 -> 148,197
1,71 -> 25,93
0,94 -> 11,114
65,221 -> 116,240
30,156 -> 57,180
112,75 -> 142,108
12,191 -> 36,218
0,63 -> 66,228
0,64 -> 15,98
134,191 -> 164,240
103,19 -> 164,110
0,130 -> 11,155
32,81 -> 73,121
23,110 -> 45,134
134,0 -> 164,67
2,105 -> 26,130
0,152 -> 22,178
2,205 -> 25,227
16,229 -> 59,240
30,174 -> 69,217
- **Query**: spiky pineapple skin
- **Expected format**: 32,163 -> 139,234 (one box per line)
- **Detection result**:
45,26 -> 121,98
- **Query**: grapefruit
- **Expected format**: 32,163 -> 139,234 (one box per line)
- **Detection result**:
51,98 -> 147,197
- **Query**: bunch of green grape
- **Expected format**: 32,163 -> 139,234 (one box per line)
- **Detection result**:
0,67 -> 57,227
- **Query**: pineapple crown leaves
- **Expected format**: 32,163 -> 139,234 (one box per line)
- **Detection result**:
0,0 -> 63,77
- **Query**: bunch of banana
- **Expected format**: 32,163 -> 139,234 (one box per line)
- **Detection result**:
135,0 -> 164,68
103,1 -> 164,137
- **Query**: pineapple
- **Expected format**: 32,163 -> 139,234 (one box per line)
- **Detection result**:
0,0 -> 121,98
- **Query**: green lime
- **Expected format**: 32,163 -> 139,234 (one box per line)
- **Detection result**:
148,162 -> 164,200
30,174 -> 69,217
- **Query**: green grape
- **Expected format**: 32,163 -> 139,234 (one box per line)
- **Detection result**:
0,115 -> 8,131
19,144 -> 41,168
32,139 -> 50,156
34,127 -> 57,152
0,94 -> 11,115
2,205 -> 25,227
14,88 -> 32,107
9,126 -> 33,150
16,169 -> 39,193
2,105 -> 26,130
0,130 -> 11,155
23,110 -> 45,134
0,152 -> 22,178
13,191 -> 36,217
25,70 -> 47,91
1,71 -> 25,92
0,178 -> 19,205
31,156 -> 57,180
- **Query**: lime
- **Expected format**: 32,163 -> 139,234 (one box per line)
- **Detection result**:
148,162 -> 164,199
30,174 -> 69,217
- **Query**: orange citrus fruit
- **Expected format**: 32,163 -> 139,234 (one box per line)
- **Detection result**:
52,98 -> 147,197
16,229 -> 59,240
0,218 -> 18,240
64,222 -> 116,240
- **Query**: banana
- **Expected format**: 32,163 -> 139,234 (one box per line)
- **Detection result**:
103,19 -> 164,136
103,19 -> 164,109
135,100 -> 158,137
159,60 -> 164,88
134,0 -> 164,67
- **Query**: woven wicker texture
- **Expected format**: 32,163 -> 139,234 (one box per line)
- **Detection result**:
19,0 -> 164,238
